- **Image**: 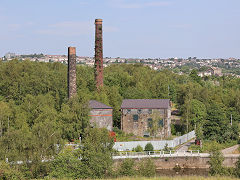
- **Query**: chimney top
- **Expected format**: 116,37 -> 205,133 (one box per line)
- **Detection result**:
68,47 -> 76,54
95,19 -> 103,25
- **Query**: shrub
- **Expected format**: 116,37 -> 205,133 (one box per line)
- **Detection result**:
144,143 -> 154,152
209,150 -> 225,176
163,143 -> 171,151
133,145 -> 143,152
118,159 -> 136,177
50,148 -> 83,179
0,161 -> 24,180
113,127 -> 123,135
137,158 -> 156,177
235,156 -> 240,178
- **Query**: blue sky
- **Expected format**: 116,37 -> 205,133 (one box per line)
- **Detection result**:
0,0 -> 240,58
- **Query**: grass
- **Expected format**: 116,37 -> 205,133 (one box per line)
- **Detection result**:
40,176 -> 240,180
189,140 -> 238,153
106,176 -> 240,180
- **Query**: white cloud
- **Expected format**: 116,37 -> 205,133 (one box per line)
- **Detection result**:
110,0 -> 172,9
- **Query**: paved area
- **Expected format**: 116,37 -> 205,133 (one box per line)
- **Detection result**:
176,139 -> 195,151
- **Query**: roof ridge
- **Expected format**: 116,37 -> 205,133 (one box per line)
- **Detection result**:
89,100 -> 112,109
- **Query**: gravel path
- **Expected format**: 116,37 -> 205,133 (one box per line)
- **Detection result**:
176,139 -> 195,151
221,144 -> 239,154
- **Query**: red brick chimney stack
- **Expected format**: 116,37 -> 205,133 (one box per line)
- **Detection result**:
94,19 -> 104,89
68,47 -> 77,99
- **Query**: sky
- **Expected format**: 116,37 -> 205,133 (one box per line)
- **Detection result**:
0,0 -> 240,59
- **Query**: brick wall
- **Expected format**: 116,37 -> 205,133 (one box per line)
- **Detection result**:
68,47 -> 77,99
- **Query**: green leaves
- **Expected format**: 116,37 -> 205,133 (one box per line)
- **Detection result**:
50,128 -> 114,179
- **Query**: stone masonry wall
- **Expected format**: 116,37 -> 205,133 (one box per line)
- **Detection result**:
90,109 -> 113,131
121,109 -> 171,138
113,155 -> 239,169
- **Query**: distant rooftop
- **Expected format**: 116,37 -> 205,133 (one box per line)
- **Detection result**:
121,99 -> 170,109
89,100 -> 112,109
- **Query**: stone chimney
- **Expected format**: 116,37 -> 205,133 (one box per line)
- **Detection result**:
68,47 -> 77,99
94,19 -> 104,89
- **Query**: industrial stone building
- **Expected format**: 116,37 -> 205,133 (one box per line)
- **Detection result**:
121,99 -> 171,138
89,100 -> 113,131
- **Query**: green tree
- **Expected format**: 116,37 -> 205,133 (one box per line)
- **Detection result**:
235,156 -> 240,178
203,103 -> 229,143
0,161 -> 24,180
209,150 -> 225,176
133,145 -> 143,152
50,147 -> 84,179
144,143 -> 154,152
137,158 -> 156,177
190,69 -> 202,84
81,128 -> 114,179
59,95 -> 90,141
0,101 -> 12,137
190,99 -> 207,139
118,159 -> 136,177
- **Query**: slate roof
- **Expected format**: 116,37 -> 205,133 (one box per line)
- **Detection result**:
121,99 -> 170,109
89,100 -> 113,109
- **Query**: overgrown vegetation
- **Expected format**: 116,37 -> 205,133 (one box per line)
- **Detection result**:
144,143 -> 154,152
0,60 -> 239,178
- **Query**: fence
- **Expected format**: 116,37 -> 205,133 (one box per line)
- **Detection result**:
112,150 -> 202,159
113,130 -> 195,151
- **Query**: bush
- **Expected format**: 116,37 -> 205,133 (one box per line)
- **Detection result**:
113,127 -> 123,135
235,156 -> 240,178
50,148 -> 83,179
144,143 -> 154,152
0,161 -> 24,180
133,145 -> 143,152
163,143 -> 171,151
137,158 -> 156,177
209,150 -> 225,176
238,137 -> 240,144
118,159 -> 136,177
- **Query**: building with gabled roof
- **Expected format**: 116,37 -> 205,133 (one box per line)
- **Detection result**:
121,99 -> 171,138
89,100 -> 113,131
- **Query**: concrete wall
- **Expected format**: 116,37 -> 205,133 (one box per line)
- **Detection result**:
113,131 -> 195,151
113,155 -> 240,169
90,109 -> 113,131
121,108 -> 171,137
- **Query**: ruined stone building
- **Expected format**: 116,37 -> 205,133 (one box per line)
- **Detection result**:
89,100 -> 113,131
121,99 -> 171,138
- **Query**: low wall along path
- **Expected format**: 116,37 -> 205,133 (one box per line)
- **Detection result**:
113,131 -> 196,151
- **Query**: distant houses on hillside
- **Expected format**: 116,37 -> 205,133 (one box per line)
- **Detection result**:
198,67 -> 222,77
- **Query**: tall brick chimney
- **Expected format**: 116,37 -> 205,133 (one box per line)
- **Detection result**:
68,47 -> 77,99
94,19 -> 104,89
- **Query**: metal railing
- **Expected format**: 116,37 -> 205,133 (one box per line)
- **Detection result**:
113,150 -> 201,159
